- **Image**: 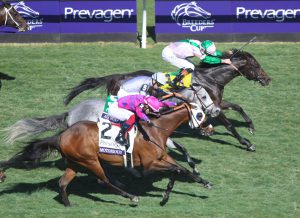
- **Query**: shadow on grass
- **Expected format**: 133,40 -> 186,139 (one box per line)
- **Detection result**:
0,165 -> 209,206
169,117 -> 253,151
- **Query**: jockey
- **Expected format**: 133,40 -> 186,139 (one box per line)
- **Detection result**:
162,39 -> 232,85
117,72 -> 167,98
108,94 -> 177,147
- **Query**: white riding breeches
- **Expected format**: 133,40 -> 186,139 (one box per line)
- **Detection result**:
107,102 -> 133,121
162,46 -> 195,70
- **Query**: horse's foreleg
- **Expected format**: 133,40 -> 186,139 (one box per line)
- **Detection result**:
59,163 -> 77,207
77,158 -> 139,204
166,138 -> 200,175
217,111 -> 256,151
146,155 -> 211,205
160,173 -> 176,206
220,100 -> 255,134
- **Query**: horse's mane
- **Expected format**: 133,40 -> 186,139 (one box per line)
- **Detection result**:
221,48 -> 254,60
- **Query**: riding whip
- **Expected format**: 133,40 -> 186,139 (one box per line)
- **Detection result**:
230,36 -> 257,59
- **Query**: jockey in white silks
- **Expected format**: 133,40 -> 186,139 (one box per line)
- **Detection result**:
162,39 -> 232,85
117,72 -> 167,98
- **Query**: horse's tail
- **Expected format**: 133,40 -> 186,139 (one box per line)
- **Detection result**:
0,72 -> 15,80
64,74 -> 123,105
2,112 -> 68,144
63,70 -> 153,105
0,135 -> 60,171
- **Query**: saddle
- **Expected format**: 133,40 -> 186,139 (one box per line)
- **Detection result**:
160,71 -> 192,91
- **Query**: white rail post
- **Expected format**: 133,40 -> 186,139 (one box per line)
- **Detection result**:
141,0 -> 147,49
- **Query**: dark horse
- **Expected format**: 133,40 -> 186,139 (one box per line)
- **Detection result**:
63,49 -> 271,151
0,103 -> 212,206
0,1 -> 28,31
0,72 -> 15,90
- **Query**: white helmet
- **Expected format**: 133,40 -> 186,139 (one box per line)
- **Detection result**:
152,72 -> 166,86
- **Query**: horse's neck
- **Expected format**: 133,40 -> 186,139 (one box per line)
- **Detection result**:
150,108 -> 189,144
201,66 -> 238,86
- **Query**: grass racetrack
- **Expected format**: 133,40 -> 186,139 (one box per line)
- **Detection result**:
0,42 -> 299,217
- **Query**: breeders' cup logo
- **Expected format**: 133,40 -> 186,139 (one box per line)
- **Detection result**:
11,1 -> 42,30
171,1 -> 215,32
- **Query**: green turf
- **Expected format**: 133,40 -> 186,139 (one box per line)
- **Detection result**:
0,42 -> 299,218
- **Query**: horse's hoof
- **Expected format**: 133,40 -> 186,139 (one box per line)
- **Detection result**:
248,128 -> 255,135
193,169 -> 201,176
204,182 -> 213,189
160,193 -> 169,206
130,196 -> 139,204
247,144 -> 256,152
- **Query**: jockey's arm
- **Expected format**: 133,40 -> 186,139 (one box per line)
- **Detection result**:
202,50 -> 231,65
136,105 -> 150,121
160,92 -> 184,101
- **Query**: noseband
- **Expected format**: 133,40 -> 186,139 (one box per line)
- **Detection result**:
3,6 -> 20,28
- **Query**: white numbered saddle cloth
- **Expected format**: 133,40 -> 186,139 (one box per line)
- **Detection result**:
97,113 -> 137,167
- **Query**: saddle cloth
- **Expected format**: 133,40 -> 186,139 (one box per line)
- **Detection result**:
161,71 -> 192,91
97,113 -> 137,167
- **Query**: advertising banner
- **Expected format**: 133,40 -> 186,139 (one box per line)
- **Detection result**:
60,1 -> 136,34
0,0 -> 137,39
156,0 -> 300,34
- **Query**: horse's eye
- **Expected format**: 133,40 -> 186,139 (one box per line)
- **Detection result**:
202,95 -> 207,100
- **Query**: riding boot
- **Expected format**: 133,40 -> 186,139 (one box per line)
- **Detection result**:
116,123 -> 141,177
115,122 -> 131,147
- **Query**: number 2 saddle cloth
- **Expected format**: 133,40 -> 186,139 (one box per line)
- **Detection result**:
97,112 -> 137,168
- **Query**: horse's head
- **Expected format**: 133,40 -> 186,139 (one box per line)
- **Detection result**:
188,102 -> 206,129
226,49 -> 271,86
0,2 -> 28,31
171,1 -> 211,24
181,82 -> 221,117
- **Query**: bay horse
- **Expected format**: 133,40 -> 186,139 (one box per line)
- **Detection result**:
62,49 -> 271,151
0,1 -> 28,31
0,103 -> 212,206
3,73 -> 219,175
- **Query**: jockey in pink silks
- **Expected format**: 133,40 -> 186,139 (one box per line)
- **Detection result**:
108,94 -> 177,147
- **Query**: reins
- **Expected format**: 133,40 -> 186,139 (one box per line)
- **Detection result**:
147,102 -> 192,150
190,85 -> 214,114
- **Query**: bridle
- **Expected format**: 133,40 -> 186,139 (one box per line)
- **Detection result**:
229,60 -> 263,83
190,84 -> 214,115
3,5 -> 20,28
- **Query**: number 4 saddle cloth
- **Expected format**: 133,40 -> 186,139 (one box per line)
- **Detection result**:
97,112 -> 137,168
